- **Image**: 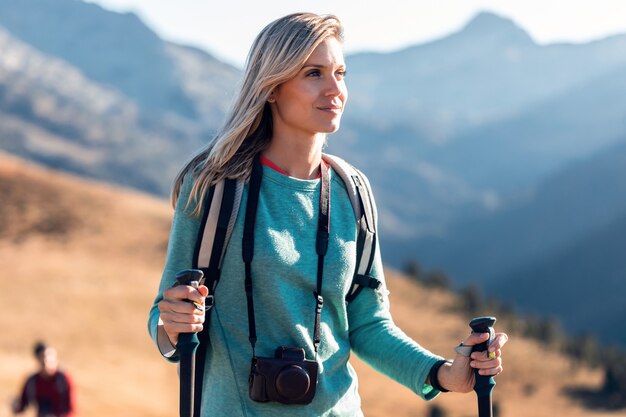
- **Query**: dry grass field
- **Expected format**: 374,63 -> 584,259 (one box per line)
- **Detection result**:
1,153 -> 624,417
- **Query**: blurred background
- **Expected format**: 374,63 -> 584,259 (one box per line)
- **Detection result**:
1,0 -> 625,416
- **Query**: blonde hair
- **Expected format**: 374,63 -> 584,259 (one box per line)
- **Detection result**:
172,12 -> 344,214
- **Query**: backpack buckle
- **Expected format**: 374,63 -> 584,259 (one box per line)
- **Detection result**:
369,278 -> 382,290
355,274 -> 382,290
204,294 -> 215,311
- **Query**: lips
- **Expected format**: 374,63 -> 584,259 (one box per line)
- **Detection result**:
318,105 -> 343,113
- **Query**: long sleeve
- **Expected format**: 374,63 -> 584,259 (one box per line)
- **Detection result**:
13,376 -> 32,413
147,175 -> 202,361
64,372 -> 76,416
347,248 -> 443,399
346,173 -> 443,399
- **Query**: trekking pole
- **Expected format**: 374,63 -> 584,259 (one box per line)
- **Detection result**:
174,269 -> 205,417
469,316 -> 497,417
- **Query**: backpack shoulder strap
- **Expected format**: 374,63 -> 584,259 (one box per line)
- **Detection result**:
55,371 -> 69,393
322,154 -> 381,302
193,178 -> 244,282
191,176 -> 244,417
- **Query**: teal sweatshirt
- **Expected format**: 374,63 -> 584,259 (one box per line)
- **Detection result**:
148,164 -> 442,416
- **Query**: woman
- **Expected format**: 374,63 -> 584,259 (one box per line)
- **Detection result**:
148,12 -> 508,417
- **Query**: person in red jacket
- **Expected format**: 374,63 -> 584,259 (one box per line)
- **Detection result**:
12,342 -> 75,417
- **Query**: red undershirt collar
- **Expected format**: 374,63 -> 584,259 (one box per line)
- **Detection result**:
259,155 -> 327,179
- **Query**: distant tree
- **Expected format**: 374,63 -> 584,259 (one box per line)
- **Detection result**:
403,259 -> 422,282
536,317 -> 564,348
524,315 -> 560,345
565,333 -> 601,367
523,383 -> 537,397
459,284 -> 482,315
601,347 -> 626,406
493,298 -> 516,319
493,400 -> 501,417
602,363 -> 622,395
424,269 -> 451,289
428,404 -> 448,417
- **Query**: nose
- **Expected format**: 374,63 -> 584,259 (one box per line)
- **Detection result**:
324,75 -> 345,98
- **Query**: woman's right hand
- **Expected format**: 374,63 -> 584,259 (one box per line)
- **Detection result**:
158,284 -> 209,346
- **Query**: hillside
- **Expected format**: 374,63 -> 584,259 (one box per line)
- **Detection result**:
390,138 -> 626,346
1,154 -> 622,417
0,152 -> 175,417
403,137 -> 626,280
493,211 -> 626,346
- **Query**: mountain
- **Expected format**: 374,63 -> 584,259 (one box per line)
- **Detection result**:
344,11 -> 626,137
1,3 -> 626,347
0,0 -> 240,195
0,153 -> 612,417
400,137 -> 626,281
330,11 -> 626,241
437,63 -> 626,193
331,62 -> 626,241
0,24 -> 201,194
0,0 -> 239,122
165,42 -> 240,127
1,5 -> 625,235
391,138 -> 626,344
493,210 -> 626,346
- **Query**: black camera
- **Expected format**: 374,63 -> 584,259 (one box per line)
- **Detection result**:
248,346 -> 319,404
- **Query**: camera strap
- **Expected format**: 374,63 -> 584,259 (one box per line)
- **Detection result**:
242,156 -> 331,357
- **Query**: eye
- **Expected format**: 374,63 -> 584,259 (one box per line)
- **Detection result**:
306,69 -> 321,77
336,69 -> 347,79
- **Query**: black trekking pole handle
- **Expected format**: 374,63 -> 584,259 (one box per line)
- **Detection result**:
174,269 -> 205,417
469,316 -> 497,417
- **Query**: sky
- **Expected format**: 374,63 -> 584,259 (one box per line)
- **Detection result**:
87,0 -> 626,67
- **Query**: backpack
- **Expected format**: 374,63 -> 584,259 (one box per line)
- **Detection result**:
187,153 -> 381,417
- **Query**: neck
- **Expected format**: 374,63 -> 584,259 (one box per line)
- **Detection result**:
263,133 -> 325,180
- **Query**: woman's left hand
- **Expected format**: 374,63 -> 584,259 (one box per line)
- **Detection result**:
438,331 -> 509,393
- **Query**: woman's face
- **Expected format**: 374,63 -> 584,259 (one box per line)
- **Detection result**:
270,37 -> 348,138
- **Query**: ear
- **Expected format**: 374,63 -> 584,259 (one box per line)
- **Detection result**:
267,91 -> 276,103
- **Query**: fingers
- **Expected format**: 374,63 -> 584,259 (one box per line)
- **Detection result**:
471,347 -> 502,361
159,298 -> 206,320
158,285 -> 209,338
197,285 -> 209,298
472,348 -> 501,361
158,304 -> 206,336
469,345 -> 503,376
163,284 -> 208,306
462,331 -> 509,351
470,355 -> 503,376
160,313 -> 205,334
489,332 -> 509,352
462,331 -> 490,346
462,331 -> 509,376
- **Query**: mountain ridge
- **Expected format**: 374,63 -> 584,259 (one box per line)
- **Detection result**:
0,0 -> 238,123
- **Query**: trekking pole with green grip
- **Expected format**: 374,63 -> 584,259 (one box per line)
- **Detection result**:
174,269 -> 206,417
469,316 -> 497,417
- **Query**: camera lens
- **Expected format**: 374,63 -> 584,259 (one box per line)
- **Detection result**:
275,365 -> 311,400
